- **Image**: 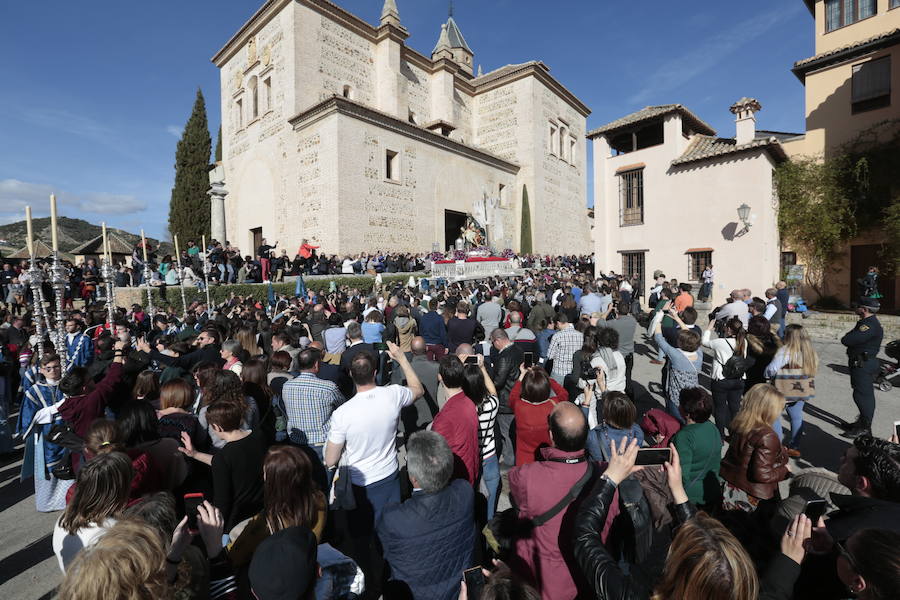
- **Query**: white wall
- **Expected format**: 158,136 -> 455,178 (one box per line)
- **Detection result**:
593,117 -> 780,305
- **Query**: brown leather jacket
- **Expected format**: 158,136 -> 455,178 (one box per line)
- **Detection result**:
720,426 -> 788,499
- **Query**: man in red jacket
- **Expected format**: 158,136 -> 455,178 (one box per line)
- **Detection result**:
508,402 -> 619,600
431,355 -> 479,485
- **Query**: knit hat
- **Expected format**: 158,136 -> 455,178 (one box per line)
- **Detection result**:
249,526 -> 318,600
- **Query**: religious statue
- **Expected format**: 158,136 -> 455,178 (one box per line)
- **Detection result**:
460,216 -> 486,248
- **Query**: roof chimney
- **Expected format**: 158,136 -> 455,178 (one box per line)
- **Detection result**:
730,97 -> 761,145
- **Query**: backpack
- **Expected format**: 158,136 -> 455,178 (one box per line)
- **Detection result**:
717,339 -> 755,380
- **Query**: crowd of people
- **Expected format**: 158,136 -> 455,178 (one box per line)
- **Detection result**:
0,242 -> 594,307
0,264 -> 897,600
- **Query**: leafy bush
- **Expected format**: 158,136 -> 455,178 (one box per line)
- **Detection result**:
144,274 -> 413,313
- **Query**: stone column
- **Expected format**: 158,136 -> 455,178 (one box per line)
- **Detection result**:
208,164 -> 228,243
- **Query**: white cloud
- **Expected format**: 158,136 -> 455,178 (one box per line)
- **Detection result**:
166,125 -> 183,138
0,178 -> 146,220
628,4 -> 804,105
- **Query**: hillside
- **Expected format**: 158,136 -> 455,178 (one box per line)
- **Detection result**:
0,217 -> 167,255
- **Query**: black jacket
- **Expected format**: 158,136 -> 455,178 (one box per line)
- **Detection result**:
573,478 -> 695,600
491,343 -> 523,413
150,344 -> 224,371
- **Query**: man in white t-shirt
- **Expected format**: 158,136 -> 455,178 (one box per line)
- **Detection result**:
324,340 -> 424,592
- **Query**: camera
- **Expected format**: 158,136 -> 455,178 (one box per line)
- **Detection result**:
580,361 -> 599,381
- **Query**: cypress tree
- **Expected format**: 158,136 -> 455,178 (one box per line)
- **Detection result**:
169,89 -> 212,244
214,124 -> 223,163
520,184 -> 533,254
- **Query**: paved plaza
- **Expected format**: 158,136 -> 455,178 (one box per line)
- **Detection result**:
0,325 -> 895,599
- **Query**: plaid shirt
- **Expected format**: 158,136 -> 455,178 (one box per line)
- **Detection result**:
547,326 -> 583,378
282,373 -> 345,445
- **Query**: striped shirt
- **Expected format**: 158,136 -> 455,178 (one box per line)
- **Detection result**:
282,372 -> 345,445
478,395 -> 500,459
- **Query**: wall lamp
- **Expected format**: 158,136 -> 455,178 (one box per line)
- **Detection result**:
735,203 -> 752,237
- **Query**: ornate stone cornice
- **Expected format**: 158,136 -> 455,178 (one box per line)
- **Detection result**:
474,62 -> 590,117
288,95 -> 520,174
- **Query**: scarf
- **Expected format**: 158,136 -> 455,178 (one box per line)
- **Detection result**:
597,347 -> 619,378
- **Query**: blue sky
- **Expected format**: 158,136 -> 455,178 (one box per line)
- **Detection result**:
0,0 -> 813,241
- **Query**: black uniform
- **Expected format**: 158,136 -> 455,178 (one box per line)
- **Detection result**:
840,314 -> 883,428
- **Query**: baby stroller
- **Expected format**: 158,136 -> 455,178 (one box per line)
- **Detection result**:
875,340 -> 900,392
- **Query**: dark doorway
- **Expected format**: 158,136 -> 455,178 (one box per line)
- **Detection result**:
444,210 -> 467,252
250,227 -> 262,257
851,244 -> 896,313
621,251 -> 646,300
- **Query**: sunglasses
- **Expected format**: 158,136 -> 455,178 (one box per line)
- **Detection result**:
836,539 -> 859,573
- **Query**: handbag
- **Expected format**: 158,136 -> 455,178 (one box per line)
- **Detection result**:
773,365 -> 815,403
717,339 -> 755,380
483,459 -> 594,556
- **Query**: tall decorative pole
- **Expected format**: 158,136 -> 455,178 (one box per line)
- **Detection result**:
100,223 -> 116,328
174,234 -> 188,319
24,207 -> 47,360
202,234 -> 212,309
49,194 -> 68,371
140,229 -> 154,317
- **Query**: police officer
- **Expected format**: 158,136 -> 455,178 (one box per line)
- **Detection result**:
839,297 -> 883,438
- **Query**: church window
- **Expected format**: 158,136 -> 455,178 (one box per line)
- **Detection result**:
249,76 -> 259,120
385,150 -> 400,182
548,123 -> 558,156
559,122 -> 569,160
263,77 -> 272,112
342,85 -> 353,99
236,98 -> 243,129
498,183 -> 506,206
569,137 -> 577,165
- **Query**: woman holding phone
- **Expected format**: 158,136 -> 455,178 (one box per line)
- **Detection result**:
460,356 -> 501,520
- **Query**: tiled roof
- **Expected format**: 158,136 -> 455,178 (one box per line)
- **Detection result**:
587,105 -> 716,138
70,233 -> 134,255
671,135 -> 787,167
445,17 -> 471,52
793,28 -> 900,79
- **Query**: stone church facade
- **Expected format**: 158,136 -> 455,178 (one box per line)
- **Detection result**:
212,0 -> 591,256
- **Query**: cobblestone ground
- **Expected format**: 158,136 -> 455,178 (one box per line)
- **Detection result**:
1,330 -> 896,599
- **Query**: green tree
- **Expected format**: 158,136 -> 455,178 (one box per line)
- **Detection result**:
169,89 -> 212,244
520,184 -> 532,254
776,119 -> 900,295
214,124 -> 223,163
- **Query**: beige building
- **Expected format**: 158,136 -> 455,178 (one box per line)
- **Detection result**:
589,100 -> 789,305
784,0 -> 899,312
211,0 -> 591,256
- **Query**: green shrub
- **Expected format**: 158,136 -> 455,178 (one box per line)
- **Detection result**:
145,274 -> 413,313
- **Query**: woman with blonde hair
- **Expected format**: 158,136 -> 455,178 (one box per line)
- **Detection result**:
52,451 -> 133,572
236,325 -> 263,358
57,519 -> 170,600
719,383 -> 790,513
765,323 -> 818,457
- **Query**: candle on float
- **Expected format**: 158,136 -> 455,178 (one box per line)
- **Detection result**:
174,234 -> 181,266
101,222 -> 108,263
50,194 -> 59,252
140,229 -> 149,263
25,206 -> 34,258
